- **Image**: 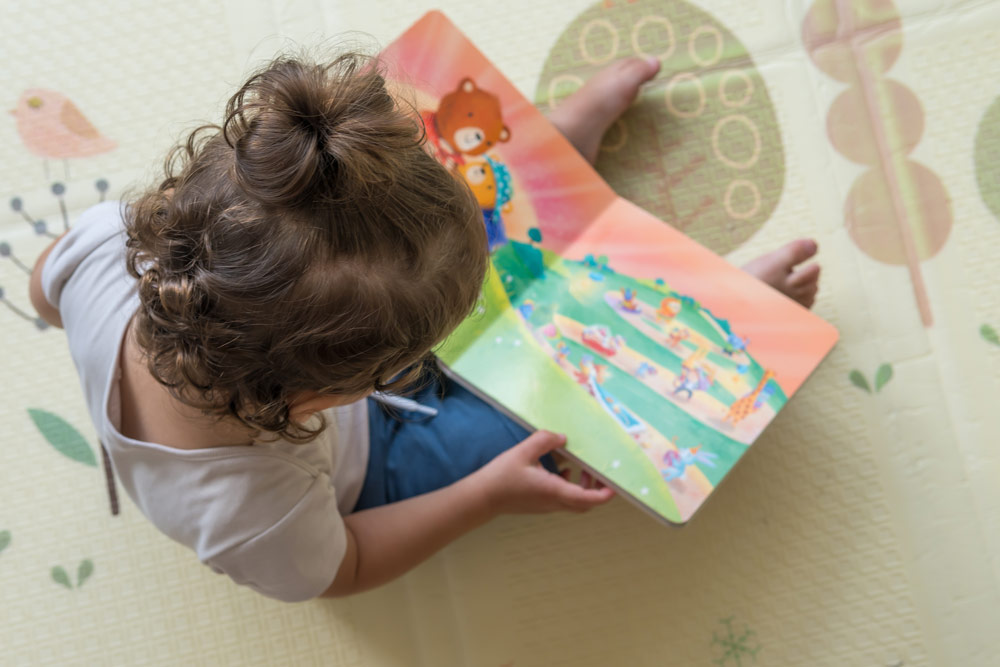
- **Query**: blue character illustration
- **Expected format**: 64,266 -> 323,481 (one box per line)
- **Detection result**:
723,333 -> 750,356
458,155 -> 513,251
661,446 -> 718,482
753,381 -> 775,410
635,361 -> 657,378
672,366 -> 714,400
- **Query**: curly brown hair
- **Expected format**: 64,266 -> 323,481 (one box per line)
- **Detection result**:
125,53 -> 488,442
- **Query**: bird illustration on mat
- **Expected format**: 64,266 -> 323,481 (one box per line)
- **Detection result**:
10,89 -> 116,178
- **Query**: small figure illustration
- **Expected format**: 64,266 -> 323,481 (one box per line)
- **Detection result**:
657,297 -> 681,320
666,326 -> 690,349
517,299 -> 535,320
752,381 -> 775,410
661,445 -> 717,482
635,361 -> 657,378
575,355 -> 643,435
673,365 -> 714,400
723,332 -> 750,356
573,354 -> 608,385
724,370 -> 775,425
620,287 -> 641,313
581,323 -> 624,356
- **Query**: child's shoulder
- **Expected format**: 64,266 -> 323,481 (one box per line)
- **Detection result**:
42,201 -> 136,440
41,200 -> 128,310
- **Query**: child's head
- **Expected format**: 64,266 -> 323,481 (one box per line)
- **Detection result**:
126,53 -> 487,441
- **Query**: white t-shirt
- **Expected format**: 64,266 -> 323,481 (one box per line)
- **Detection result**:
42,201 -> 369,602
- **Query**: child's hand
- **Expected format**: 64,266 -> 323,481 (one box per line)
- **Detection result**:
475,431 -> 615,515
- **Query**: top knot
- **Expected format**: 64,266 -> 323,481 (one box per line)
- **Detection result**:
222,54 -> 422,209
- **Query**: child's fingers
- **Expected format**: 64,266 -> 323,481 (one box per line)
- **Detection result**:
567,487 -> 615,512
518,430 -> 567,460
554,478 -> 615,510
549,449 -> 569,464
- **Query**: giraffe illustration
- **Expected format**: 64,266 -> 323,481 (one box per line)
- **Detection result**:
723,370 -> 775,425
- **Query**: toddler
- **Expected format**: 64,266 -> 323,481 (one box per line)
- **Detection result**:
29,54 -> 819,602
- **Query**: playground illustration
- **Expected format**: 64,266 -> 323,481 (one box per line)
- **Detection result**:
440,237 -> 789,522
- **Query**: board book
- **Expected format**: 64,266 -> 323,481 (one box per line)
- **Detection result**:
382,11 -> 839,525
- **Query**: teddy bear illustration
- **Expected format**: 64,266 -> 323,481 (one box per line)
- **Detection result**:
422,78 -> 510,169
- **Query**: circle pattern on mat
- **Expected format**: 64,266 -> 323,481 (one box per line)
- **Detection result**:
535,0 -> 785,255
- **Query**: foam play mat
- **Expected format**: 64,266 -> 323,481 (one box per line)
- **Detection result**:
2,0 -> 999,665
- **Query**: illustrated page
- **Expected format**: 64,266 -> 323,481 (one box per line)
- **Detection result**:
384,11 -> 838,523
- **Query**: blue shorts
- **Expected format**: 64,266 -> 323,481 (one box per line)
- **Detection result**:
353,373 -> 556,511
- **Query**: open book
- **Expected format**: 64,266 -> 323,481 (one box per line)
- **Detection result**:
382,11 -> 839,525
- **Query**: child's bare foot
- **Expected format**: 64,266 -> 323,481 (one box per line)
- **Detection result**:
548,57 -> 661,165
741,240 -> 821,308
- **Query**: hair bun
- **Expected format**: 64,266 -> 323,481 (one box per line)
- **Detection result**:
224,59 -> 330,207
223,54 -> 424,208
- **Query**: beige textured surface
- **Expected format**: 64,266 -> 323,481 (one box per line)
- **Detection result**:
2,0 -> 999,665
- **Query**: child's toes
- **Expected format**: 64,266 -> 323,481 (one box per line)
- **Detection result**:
776,239 -> 819,272
793,279 -> 819,309
788,262 -> 820,288
617,57 -> 661,94
590,57 -> 662,118
549,56 -> 660,164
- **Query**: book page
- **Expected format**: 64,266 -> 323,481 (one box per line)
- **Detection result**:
385,11 -> 838,524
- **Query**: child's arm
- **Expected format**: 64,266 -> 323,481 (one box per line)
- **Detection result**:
322,430 -> 611,597
29,233 -> 67,328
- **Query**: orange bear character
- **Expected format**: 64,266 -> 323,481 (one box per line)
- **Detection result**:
423,78 -> 511,168
458,161 -> 497,209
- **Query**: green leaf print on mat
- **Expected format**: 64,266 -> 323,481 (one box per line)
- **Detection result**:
51,566 -> 72,589
77,559 -> 94,588
0,530 -> 10,555
874,363 -> 893,392
850,364 -> 894,393
28,409 -> 97,467
848,369 -> 871,393
982,324 -> 1000,346
50,560 -> 94,590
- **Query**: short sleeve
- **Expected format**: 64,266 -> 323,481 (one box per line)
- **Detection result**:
206,473 -> 348,602
41,201 -> 126,309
